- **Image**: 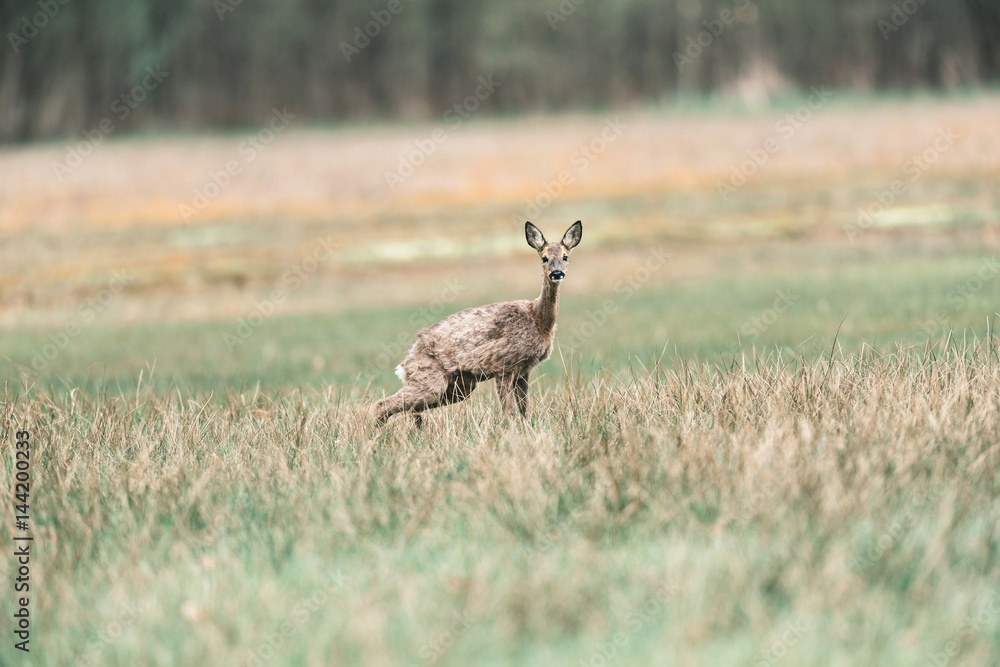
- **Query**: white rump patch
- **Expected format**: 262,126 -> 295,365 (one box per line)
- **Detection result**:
394,364 -> 406,383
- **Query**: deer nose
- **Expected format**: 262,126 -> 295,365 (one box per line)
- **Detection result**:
549,270 -> 565,281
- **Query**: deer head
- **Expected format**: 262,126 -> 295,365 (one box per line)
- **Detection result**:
525,220 -> 582,284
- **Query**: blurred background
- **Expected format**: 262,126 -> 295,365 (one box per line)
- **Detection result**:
1,0 -> 999,394
3,0 -> 1000,137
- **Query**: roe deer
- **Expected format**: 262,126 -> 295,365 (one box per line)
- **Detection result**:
374,220 -> 583,427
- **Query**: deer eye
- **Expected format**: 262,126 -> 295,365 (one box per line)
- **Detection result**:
563,255 -> 568,261
542,257 -> 548,263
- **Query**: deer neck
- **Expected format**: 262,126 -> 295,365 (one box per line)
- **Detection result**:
532,278 -> 560,336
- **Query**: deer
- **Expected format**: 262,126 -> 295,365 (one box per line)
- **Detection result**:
374,220 -> 583,428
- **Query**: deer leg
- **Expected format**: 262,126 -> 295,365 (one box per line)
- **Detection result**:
374,374 -> 449,427
374,387 -> 418,426
513,373 -> 530,419
445,371 -> 479,405
497,373 -> 519,419
402,373 -> 478,429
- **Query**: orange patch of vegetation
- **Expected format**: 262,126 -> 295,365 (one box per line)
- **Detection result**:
0,96 -> 998,328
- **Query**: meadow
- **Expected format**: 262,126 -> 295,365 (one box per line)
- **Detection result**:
1,93 -> 999,665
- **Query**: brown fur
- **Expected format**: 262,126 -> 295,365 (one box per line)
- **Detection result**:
374,221 -> 582,426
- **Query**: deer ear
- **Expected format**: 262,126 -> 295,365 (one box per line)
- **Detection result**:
561,220 -> 582,249
525,221 -> 546,250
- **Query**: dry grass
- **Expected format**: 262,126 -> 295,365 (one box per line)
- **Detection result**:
1,94 -> 998,332
1,93 -> 999,665
3,96 -> 999,232
2,342 -> 999,665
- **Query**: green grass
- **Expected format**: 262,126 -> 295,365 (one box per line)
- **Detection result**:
3,92 -> 999,666
3,250 -> 996,396
2,344 -> 999,666
2,233 -> 999,666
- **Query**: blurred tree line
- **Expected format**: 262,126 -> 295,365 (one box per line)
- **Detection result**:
1,0 -> 998,142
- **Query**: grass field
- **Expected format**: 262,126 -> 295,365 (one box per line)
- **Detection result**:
1,94 -> 1000,665
2,345 -> 1000,666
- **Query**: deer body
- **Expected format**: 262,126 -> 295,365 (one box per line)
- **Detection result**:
374,221 -> 582,426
